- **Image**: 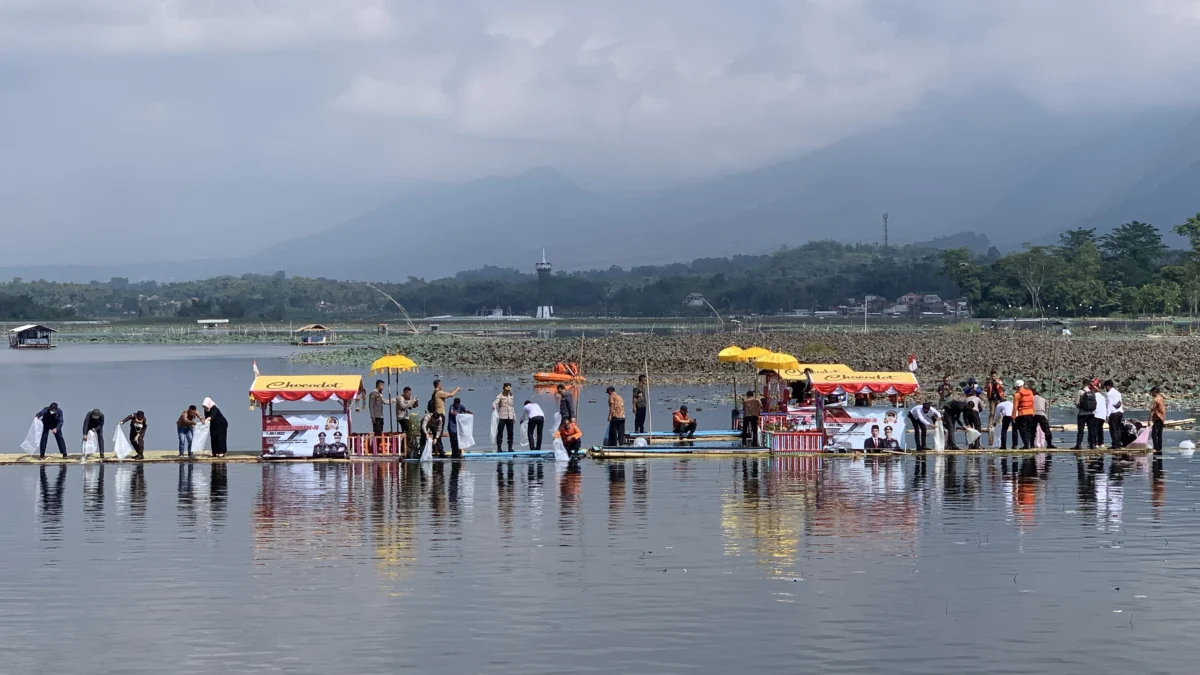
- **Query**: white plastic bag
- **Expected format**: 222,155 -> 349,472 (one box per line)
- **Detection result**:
83,430 -> 100,457
489,410 -> 499,444
965,428 -> 982,447
457,413 -> 476,449
419,437 -> 433,461
1131,426 -> 1151,449
191,422 -> 211,455
932,421 -> 946,452
552,437 -> 570,462
113,427 -> 135,461
633,437 -> 649,448
21,418 -> 43,456
519,421 -> 529,447
1035,425 -> 1047,448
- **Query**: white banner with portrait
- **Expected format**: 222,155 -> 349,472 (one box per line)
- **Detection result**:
262,412 -> 349,458
765,406 -> 908,451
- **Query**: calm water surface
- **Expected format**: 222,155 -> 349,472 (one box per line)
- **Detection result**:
3,455 -> 1200,674
4,345 -> 1200,674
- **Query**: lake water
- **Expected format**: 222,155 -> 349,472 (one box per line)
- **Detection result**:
4,345 -> 1200,674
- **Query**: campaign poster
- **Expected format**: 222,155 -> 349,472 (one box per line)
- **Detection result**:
766,407 -> 908,451
262,412 -> 349,458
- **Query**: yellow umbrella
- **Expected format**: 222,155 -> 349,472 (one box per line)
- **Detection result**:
755,352 -> 800,371
739,346 -> 772,361
718,345 -> 746,363
370,353 -> 419,436
370,354 -> 419,374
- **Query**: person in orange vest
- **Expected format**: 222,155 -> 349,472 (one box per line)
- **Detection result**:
552,362 -> 567,375
1011,379 -> 1036,449
672,405 -> 697,439
557,417 -> 583,456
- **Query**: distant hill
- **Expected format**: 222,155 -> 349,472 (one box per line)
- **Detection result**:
263,86 -> 1199,280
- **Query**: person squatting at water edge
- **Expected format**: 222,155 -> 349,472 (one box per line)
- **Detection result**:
672,405 -> 697,439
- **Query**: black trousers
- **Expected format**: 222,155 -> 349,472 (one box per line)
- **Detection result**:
1088,417 -> 1104,449
449,432 -> 461,458
674,421 -> 697,438
634,407 -> 647,434
1016,415 -> 1035,449
40,426 -> 68,457
1108,412 -> 1124,448
496,418 -> 514,451
607,418 -> 626,446
528,416 -> 544,450
741,415 -> 760,447
1075,415 -> 1091,448
1152,419 -> 1164,451
908,414 -> 928,449
999,416 -> 1014,449
1033,414 -> 1052,447
943,408 -> 961,449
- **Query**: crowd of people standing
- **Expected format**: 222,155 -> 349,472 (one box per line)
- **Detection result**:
934,371 -> 1165,452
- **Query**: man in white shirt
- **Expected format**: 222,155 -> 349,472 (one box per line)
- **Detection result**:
1104,380 -> 1124,449
908,402 -> 941,451
520,400 -> 546,450
993,399 -> 1015,449
1091,380 -> 1109,450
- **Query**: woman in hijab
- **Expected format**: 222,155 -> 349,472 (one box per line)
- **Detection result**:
203,398 -> 229,458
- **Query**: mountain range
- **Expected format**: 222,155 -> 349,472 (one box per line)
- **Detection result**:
5,87 -> 1199,283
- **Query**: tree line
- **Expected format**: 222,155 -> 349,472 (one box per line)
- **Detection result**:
2,213 -> 1198,321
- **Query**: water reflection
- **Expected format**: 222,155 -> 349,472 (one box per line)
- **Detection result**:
37,464 -> 67,543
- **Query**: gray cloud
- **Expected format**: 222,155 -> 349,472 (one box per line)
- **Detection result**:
1,0 -> 1200,265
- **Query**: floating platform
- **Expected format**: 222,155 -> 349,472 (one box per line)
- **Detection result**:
401,449 -> 563,462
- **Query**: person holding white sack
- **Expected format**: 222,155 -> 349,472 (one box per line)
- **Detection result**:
35,402 -> 69,459
203,397 -> 229,458
521,400 -> 546,450
81,409 -> 106,460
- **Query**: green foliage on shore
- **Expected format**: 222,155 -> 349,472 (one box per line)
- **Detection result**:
1,213 -> 1198,321
942,214 -> 1200,317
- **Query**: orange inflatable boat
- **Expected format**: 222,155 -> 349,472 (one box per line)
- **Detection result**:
534,362 -> 584,383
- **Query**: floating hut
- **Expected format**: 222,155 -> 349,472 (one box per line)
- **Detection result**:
8,324 -> 57,349
292,324 -> 336,346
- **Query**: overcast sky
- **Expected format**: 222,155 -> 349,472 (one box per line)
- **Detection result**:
2,0 -> 1200,265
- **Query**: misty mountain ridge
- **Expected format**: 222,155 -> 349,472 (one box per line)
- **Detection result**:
7,86 -> 1200,283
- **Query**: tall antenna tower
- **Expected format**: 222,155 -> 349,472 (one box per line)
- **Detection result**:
882,213 -> 889,249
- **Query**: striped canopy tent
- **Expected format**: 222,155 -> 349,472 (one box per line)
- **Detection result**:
249,375 -> 364,406
807,371 -> 920,396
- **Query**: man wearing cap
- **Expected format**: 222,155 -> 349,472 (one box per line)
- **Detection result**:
36,402 -> 68,459
1011,379 -> 1035,450
82,408 -> 105,459
672,405 -> 697,439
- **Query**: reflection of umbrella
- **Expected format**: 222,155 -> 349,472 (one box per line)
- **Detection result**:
370,354 -> 419,374
718,346 -> 746,363
755,352 -> 800,371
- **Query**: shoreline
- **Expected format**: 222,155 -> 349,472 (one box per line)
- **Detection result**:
287,331 -> 1200,409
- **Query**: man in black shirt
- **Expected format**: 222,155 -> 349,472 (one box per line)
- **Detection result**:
82,408 -> 105,459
